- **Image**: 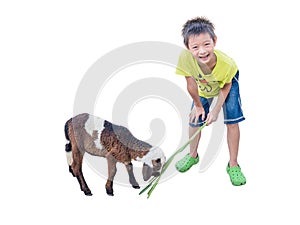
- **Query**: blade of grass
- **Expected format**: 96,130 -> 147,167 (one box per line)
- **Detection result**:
147,176 -> 161,198
139,176 -> 157,195
143,122 -> 207,198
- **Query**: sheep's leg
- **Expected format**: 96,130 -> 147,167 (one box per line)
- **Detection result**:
125,162 -> 140,189
72,148 -> 92,196
69,165 -> 75,177
105,154 -> 117,196
66,143 -> 75,177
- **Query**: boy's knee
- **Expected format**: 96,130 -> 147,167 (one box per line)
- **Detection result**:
226,123 -> 239,129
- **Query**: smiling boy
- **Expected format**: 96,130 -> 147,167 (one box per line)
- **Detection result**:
175,17 -> 246,186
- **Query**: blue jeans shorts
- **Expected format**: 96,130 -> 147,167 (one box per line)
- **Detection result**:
190,71 -> 245,127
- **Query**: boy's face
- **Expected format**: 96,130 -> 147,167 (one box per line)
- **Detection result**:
187,32 -> 216,67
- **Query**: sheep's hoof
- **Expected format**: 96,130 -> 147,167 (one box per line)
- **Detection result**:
132,185 -> 140,189
106,189 -> 114,196
84,189 -> 93,196
106,192 -> 114,196
81,188 -> 93,196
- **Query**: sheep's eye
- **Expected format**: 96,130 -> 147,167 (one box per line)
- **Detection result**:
155,158 -> 161,163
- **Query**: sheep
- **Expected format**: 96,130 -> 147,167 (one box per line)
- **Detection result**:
64,113 -> 166,196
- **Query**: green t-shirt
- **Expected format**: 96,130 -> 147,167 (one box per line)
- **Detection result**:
176,49 -> 238,98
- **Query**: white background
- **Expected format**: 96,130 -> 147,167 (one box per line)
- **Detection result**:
1,0 -> 300,224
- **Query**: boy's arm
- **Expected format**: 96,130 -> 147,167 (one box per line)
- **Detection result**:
185,76 -> 206,123
206,81 -> 232,125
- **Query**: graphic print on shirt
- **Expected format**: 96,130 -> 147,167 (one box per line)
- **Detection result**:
197,73 -> 212,93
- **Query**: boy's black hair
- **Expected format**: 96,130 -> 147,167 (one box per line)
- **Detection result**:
182,17 -> 216,48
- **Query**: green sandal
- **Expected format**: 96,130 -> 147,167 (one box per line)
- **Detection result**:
175,154 -> 199,173
226,164 -> 246,186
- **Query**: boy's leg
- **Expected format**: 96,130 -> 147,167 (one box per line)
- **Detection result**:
227,123 -> 240,167
223,71 -> 246,185
225,123 -> 246,186
175,124 -> 202,173
188,96 -> 210,158
189,126 -> 201,158
223,71 -> 245,166
175,97 -> 211,173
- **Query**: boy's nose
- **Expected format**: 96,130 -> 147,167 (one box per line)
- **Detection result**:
198,47 -> 206,55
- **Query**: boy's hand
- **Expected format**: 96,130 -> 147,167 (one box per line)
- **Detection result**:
189,105 -> 205,125
206,108 -> 220,125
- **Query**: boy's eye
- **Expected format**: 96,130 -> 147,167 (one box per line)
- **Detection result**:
192,46 -> 198,49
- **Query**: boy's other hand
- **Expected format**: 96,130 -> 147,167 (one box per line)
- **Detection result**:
189,105 -> 205,125
206,108 -> 219,125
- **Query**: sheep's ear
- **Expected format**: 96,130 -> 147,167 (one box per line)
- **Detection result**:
142,163 -> 153,181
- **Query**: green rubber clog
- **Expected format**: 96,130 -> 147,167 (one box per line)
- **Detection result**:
175,154 -> 199,173
226,164 -> 246,186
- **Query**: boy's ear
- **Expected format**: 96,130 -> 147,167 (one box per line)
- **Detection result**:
185,43 -> 190,50
213,36 -> 217,45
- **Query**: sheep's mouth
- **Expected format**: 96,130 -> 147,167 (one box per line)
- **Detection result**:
143,171 -> 160,181
142,163 -> 162,181
152,171 -> 160,177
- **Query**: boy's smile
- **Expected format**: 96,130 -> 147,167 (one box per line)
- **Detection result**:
198,53 -> 210,62
188,32 -> 217,72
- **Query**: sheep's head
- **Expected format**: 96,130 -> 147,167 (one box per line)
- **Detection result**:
141,147 -> 166,181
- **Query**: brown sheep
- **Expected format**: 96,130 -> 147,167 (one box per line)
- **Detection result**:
64,113 -> 166,196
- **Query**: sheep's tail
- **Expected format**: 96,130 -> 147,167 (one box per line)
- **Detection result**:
64,119 -> 73,166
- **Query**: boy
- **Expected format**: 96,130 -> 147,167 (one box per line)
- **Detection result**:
175,17 -> 246,186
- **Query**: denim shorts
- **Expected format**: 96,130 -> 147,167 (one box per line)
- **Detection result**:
190,71 -> 245,127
